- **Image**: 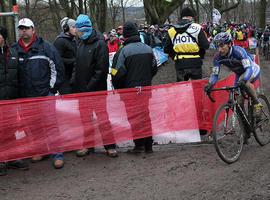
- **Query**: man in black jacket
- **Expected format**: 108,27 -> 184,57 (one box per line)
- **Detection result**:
164,7 -> 209,82
74,14 -> 117,157
111,22 -> 158,153
0,26 -> 29,176
54,17 -> 77,94
164,7 -> 209,136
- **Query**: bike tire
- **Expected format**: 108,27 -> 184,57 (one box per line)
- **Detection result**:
253,94 -> 270,146
212,103 -> 245,164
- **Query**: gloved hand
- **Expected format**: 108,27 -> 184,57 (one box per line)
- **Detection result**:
237,79 -> 246,88
204,83 -> 213,94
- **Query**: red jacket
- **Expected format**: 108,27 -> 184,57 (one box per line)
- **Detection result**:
107,38 -> 121,53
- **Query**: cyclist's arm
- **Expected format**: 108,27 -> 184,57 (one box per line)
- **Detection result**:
239,51 -> 253,82
209,57 -> 221,85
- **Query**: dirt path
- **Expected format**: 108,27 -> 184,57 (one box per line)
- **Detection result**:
1,50 -> 270,200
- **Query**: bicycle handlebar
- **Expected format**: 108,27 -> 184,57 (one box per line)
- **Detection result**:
206,86 -> 240,103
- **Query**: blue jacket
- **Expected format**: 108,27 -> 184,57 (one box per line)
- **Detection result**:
11,37 -> 65,97
210,45 -> 260,85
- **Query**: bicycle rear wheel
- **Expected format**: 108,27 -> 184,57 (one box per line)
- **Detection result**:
212,103 -> 245,164
254,94 -> 270,146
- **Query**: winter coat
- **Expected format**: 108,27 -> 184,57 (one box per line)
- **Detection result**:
74,30 -> 109,92
0,44 -> 19,100
111,35 -> 158,89
11,37 -> 65,97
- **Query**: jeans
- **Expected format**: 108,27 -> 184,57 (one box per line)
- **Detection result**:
48,92 -> 64,161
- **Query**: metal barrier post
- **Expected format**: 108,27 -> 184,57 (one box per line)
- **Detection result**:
0,1 -> 19,41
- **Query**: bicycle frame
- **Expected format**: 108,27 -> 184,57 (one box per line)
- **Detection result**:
209,86 -> 255,135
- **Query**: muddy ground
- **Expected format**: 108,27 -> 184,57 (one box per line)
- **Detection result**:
1,50 -> 270,200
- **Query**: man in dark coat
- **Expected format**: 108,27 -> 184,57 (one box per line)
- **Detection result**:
54,17 -> 77,94
11,18 -> 65,169
111,22 -> 158,153
74,14 -> 117,157
0,26 -> 29,176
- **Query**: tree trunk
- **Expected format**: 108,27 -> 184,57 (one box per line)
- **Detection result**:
97,0 -> 107,32
143,0 -> 185,25
109,0 -> 120,28
78,0 -> 83,14
258,0 -> 267,28
120,0 -> 126,24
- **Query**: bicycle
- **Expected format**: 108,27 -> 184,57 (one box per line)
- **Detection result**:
207,86 -> 270,164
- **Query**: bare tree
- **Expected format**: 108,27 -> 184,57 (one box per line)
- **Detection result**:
214,0 -> 241,14
108,0 -> 121,28
143,0 -> 185,25
88,0 -> 107,32
258,0 -> 267,28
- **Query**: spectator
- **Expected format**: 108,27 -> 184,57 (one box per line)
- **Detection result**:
164,7 -> 209,135
54,17 -> 77,94
74,14 -> 118,157
116,25 -> 124,44
10,18 -> 65,169
111,21 -> 158,154
107,30 -> 121,53
148,25 -> 162,47
0,26 -> 29,176
138,24 -> 150,45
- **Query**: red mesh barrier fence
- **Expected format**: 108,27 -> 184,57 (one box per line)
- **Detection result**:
0,73 -> 260,162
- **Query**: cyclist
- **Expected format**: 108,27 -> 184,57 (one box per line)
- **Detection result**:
204,32 -> 263,117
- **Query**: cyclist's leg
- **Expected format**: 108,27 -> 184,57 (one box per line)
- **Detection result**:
239,69 -> 260,104
245,81 -> 259,103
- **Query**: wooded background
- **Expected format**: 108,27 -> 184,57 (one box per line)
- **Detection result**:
0,0 -> 269,42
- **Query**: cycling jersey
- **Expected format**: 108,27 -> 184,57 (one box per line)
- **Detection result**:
210,45 -> 260,85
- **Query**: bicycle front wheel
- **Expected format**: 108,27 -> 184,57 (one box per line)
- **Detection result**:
212,103 -> 245,164
254,94 -> 270,146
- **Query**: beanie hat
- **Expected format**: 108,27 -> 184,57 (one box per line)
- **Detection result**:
60,17 -> 76,31
180,7 -> 195,18
0,26 -> 7,40
75,14 -> 93,40
123,22 -> 139,38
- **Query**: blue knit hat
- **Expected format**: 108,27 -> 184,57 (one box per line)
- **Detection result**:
75,14 -> 93,40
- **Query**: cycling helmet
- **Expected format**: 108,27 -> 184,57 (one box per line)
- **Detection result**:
213,32 -> 232,46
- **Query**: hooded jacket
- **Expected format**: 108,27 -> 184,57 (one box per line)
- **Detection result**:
111,35 -> 158,89
74,29 -> 109,92
164,19 -> 209,69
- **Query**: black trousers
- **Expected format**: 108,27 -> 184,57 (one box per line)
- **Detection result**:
122,93 -> 153,150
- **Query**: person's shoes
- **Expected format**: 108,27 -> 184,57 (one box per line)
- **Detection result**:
145,147 -> 153,154
199,130 -> 208,136
53,159 -> 64,169
76,148 -> 90,157
254,103 -> 263,118
7,160 -> 29,170
31,155 -> 44,163
127,147 -> 144,154
0,163 -> 7,176
106,149 -> 118,158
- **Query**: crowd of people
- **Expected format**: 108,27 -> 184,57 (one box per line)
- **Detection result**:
0,7 -> 262,176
